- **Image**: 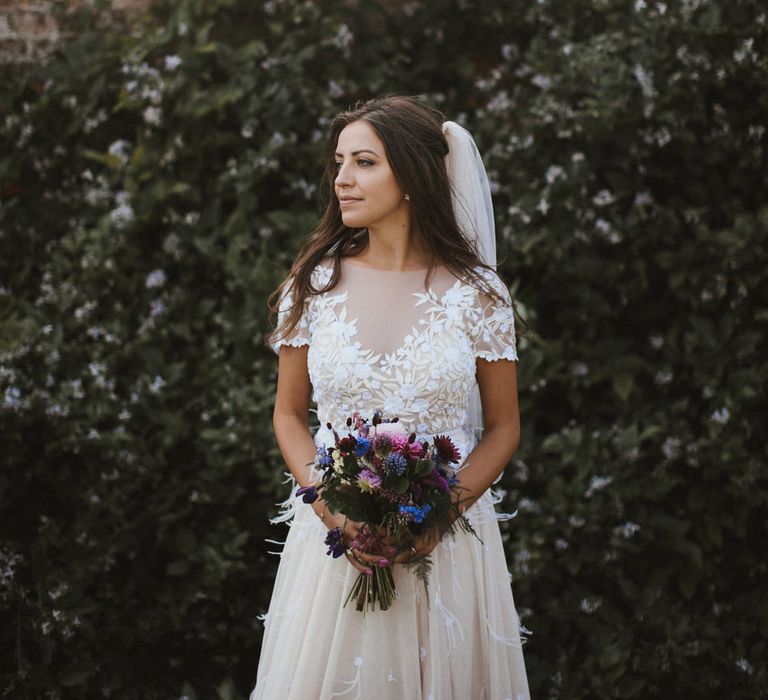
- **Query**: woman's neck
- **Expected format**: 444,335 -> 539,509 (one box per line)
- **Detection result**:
355,226 -> 432,271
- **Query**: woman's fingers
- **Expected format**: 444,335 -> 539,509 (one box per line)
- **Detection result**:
344,549 -> 373,575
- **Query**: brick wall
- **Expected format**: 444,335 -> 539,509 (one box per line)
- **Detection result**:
0,0 -> 151,65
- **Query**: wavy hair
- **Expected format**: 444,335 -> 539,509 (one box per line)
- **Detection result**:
267,94 -> 520,349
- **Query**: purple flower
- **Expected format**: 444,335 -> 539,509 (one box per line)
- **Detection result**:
316,446 -> 334,468
324,527 -> 346,558
357,469 -> 382,493
424,468 -> 450,493
296,485 -> 318,503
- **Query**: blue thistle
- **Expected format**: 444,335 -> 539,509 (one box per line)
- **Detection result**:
383,453 -> 408,476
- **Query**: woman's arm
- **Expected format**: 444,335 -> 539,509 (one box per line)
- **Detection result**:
273,345 -> 319,491
392,357 -> 520,562
273,345 -> 374,574
450,356 -> 521,514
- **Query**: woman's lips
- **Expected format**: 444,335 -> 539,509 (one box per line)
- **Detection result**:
340,198 -> 362,206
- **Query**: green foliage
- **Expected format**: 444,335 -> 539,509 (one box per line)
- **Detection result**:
1,0 -> 766,697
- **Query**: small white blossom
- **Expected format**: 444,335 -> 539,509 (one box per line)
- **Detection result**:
661,436 -> 681,460
633,64 -> 655,99
328,80 -> 344,98
616,522 -> 641,538
164,54 -> 182,70
545,165 -> 565,184
143,106 -> 162,125
149,375 -> 166,393
108,139 -> 131,163
649,335 -> 664,349
3,386 -> 22,409
570,362 -> 588,377
580,596 -> 602,614
150,299 -> 167,317
711,407 -> 730,425
110,202 -> 135,229
592,189 -> 615,206
333,23 -> 354,49
145,269 -> 166,289
585,475 -> 613,497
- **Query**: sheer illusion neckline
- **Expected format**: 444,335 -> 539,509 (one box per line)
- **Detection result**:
340,257 -> 430,273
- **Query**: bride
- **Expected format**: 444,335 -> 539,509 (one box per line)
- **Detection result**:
251,94 -> 530,699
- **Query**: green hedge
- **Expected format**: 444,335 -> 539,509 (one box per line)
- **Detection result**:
1,0 -> 766,697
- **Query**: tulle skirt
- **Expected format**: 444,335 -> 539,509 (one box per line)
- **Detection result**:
250,427 -> 530,700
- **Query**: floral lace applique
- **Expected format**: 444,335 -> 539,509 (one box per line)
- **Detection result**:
269,262 -> 517,434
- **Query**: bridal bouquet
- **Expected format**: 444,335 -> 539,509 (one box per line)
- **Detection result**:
296,411 -> 480,612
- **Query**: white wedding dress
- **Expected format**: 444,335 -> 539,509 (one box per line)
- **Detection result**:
250,257 -> 530,700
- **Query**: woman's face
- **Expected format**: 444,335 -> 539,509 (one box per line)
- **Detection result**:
334,120 -> 408,229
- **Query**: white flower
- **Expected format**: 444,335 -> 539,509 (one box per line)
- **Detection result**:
149,375 -> 165,393
616,522 -> 641,538
110,202 -> 135,229
580,596 -> 602,614
108,139 -> 131,163
145,269 -> 166,288
143,106 -> 162,126
592,189 -> 615,207
711,407 -> 730,424
3,386 -> 21,409
163,55 -> 182,70
150,300 -> 167,317
661,436 -> 681,459
545,165 -> 564,184
585,475 -> 612,497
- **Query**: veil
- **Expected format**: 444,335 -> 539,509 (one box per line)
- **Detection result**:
442,120 -> 497,446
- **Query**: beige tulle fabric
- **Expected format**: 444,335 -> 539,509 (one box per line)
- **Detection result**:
251,258 -> 530,700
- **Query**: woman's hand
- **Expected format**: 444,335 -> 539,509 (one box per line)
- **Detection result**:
324,512 -> 382,576
390,525 -> 445,565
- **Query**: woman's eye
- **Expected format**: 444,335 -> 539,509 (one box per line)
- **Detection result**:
333,159 -> 373,169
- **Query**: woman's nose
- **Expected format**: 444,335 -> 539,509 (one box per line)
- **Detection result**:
335,163 -> 353,187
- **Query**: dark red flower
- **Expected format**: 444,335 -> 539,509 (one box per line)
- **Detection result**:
338,435 -> 358,453
433,435 -> 461,463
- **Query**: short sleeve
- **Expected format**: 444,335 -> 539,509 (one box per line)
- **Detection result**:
470,268 -> 518,362
270,275 -> 313,355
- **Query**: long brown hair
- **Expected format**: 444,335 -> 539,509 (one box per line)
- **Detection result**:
267,94 -> 519,349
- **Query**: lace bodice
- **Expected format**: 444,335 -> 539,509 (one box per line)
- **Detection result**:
271,257 -> 517,436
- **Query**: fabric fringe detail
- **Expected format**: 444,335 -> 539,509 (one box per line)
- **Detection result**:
329,656 -> 364,699
434,590 -> 465,652
485,616 -> 526,649
269,471 -> 300,525
488,486 -> 519,522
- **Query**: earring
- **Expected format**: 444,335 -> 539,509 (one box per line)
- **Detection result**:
404,193 -> 411,201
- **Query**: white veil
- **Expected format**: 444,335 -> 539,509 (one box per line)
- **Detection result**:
442,120 -> 497,444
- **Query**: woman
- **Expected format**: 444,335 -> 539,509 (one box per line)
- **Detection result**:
251,95 -> 530,699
